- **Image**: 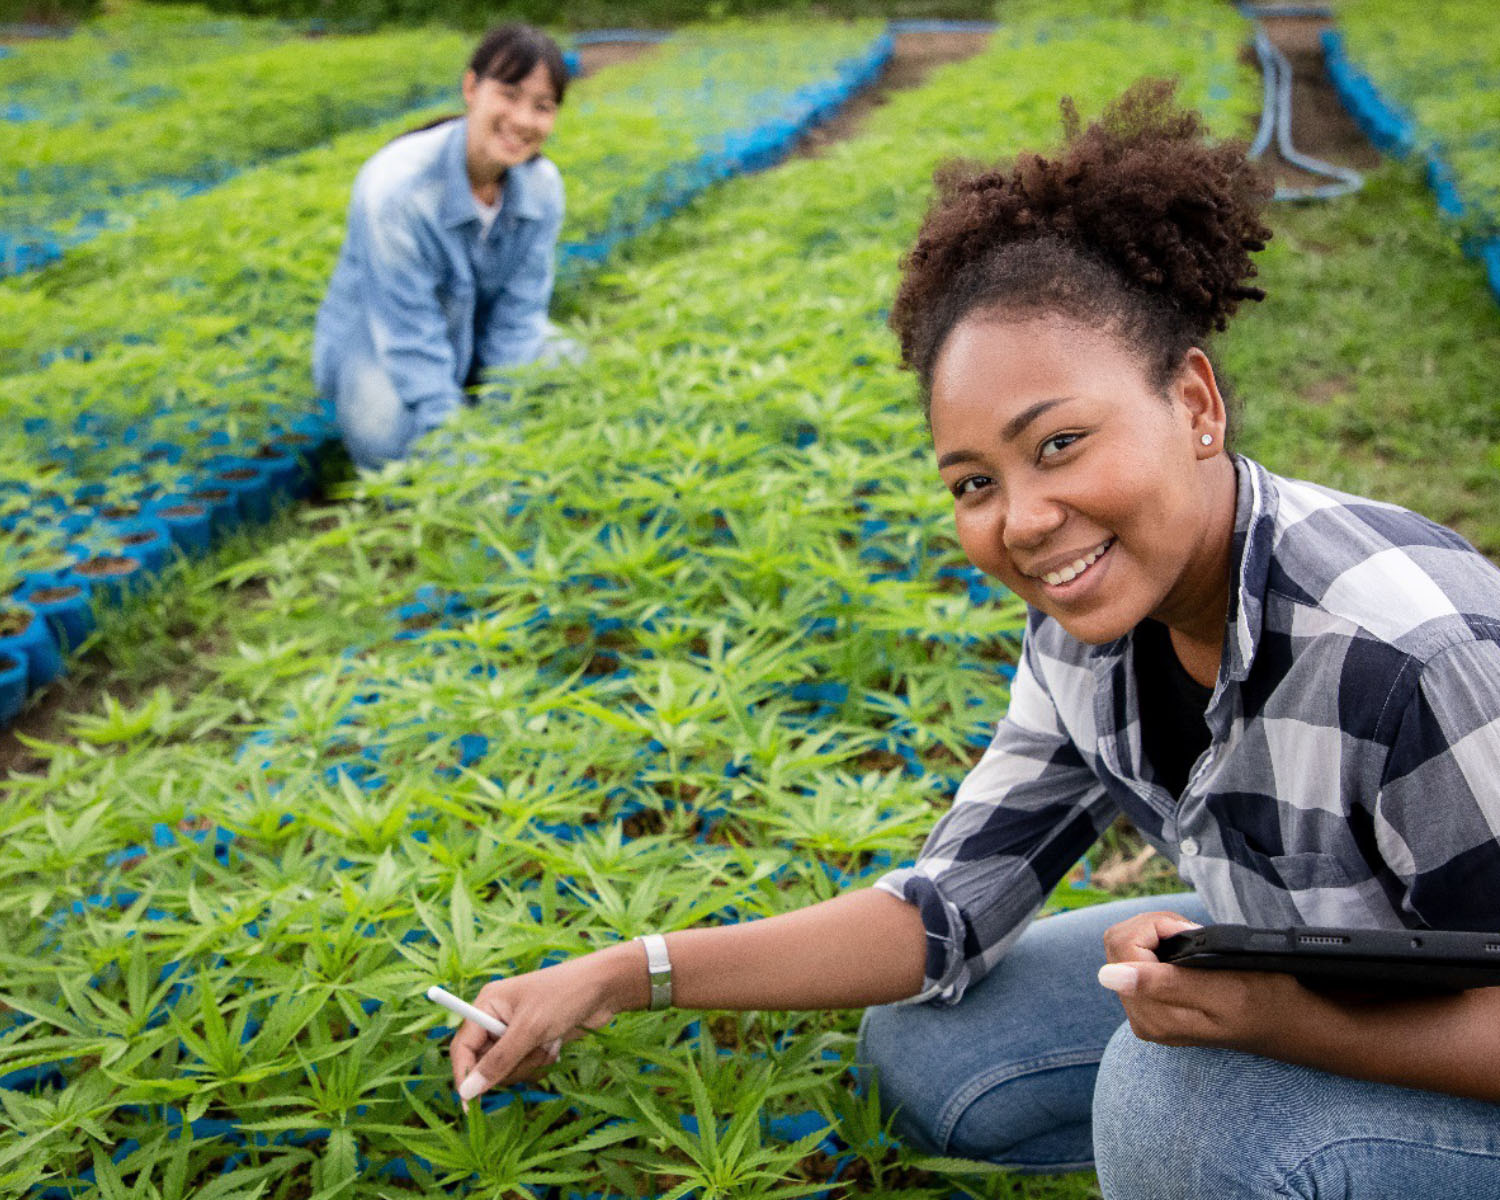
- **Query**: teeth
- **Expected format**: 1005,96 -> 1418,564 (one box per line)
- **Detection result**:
1040,539 -> 1112,586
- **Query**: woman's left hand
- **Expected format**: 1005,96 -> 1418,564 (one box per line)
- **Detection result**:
1097,910 -> 1315,1054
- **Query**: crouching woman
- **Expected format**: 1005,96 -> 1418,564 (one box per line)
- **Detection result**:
314,24 -> 578,469
444,82 -> 1500,1198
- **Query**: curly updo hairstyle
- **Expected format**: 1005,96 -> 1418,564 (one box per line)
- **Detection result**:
890,80 -> 1273,423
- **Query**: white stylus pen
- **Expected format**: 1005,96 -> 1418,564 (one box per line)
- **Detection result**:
426,984 -> 508,1037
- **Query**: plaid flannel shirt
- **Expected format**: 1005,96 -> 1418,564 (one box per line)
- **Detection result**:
876,455 -> 1500,1005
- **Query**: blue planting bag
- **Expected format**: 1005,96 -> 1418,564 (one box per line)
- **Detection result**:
16,577 -> 94,653
0,600 -> 62,690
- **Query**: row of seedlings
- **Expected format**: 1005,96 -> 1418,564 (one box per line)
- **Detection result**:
0,1 -> 297,126
0,2 -> 1259,1195
0,23 -> 896,726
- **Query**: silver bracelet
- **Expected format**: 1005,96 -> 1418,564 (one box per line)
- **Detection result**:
635,933 -> 672,1011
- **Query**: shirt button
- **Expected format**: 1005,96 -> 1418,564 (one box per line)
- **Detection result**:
1180,837 -> 1200,857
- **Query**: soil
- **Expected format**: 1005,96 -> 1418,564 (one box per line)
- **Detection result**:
794,29 -> 993,159
1244,14 -> 1383,193
157,503 -> 206,520
217,468 -> 257,482
27,586 -> 81,605
573,39 -> 659,76
0,609 -> 30,637
74,555 -> 138,576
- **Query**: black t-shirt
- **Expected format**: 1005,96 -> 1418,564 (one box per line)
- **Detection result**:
1133,619 -> 1213,800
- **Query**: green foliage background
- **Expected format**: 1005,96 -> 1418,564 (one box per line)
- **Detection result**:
3,0 -> 1500,1196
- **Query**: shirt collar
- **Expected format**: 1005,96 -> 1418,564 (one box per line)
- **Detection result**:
1222,453 -> 1278,684
441,118 -> 548,228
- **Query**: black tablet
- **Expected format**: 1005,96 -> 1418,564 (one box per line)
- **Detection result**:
1155,924 -> 1500,994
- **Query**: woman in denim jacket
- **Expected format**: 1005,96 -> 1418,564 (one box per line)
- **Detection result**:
314,25 -> 577,469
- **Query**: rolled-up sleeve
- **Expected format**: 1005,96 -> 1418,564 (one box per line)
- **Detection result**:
875,633 -> 1118,1005
1373,637 -> 1500,931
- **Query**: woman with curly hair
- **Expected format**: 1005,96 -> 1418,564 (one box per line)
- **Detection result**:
443,81 -> 1500,1195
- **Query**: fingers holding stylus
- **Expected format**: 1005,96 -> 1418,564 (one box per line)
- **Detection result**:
436,958 -> 625,1107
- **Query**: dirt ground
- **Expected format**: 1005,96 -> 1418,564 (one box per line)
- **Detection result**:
795,29 -> 993,157
1251,14 -> 1383,190
573,38 -> 659,75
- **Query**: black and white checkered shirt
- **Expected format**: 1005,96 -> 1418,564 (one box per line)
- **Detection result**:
877,455 -> 1500,1005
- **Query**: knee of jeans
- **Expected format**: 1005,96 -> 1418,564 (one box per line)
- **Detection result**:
856,1005 -> 945,1156
334,362 -> 412,467
1095,1025 -> 1251,1200
861,1003 -> 1098,1168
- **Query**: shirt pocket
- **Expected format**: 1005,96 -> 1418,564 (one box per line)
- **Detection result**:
1222,827 -> 1354,893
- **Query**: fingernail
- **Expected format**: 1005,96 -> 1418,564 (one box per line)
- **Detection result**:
1097,964 -> 1139,994
458,1070 -> 490,1101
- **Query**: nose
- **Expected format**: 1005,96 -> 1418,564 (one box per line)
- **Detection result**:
1002,477 -> 1066,553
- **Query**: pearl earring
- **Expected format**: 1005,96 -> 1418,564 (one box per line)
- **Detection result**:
1200,433 -> 1213,446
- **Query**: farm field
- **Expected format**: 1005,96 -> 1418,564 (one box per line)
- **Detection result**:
2,0 -> 1499,1197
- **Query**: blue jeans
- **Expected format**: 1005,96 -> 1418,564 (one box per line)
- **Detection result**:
857,893 -> 1500,1198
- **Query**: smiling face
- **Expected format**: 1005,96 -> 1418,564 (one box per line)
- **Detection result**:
462,60 -> 559,184
930,312 -> 1237,651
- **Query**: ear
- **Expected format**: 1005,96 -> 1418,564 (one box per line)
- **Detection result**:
1173,348 -> 1227,459
461,69 -> 479,109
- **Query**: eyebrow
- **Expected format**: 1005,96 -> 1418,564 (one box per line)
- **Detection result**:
1002,397 -> 1070,442
935,397 -> 1073,471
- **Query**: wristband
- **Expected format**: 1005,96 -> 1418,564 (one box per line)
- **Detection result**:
636,933 -> 672,1011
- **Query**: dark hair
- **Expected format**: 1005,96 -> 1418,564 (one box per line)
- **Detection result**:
469,23 -> 568,105
890,79 -> 1272,419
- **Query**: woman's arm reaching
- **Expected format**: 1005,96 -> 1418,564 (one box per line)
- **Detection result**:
448,886 -> 927,1103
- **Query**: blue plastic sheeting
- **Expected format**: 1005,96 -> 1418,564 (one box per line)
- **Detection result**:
1322,30 -> 1500,307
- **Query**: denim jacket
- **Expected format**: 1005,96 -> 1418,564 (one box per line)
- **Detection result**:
313,118 -> 565,435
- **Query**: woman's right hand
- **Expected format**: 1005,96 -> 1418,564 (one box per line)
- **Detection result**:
449,942 -> 645,1107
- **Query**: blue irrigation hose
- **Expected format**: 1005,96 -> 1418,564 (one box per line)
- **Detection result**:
1247,23 -> 1363,202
